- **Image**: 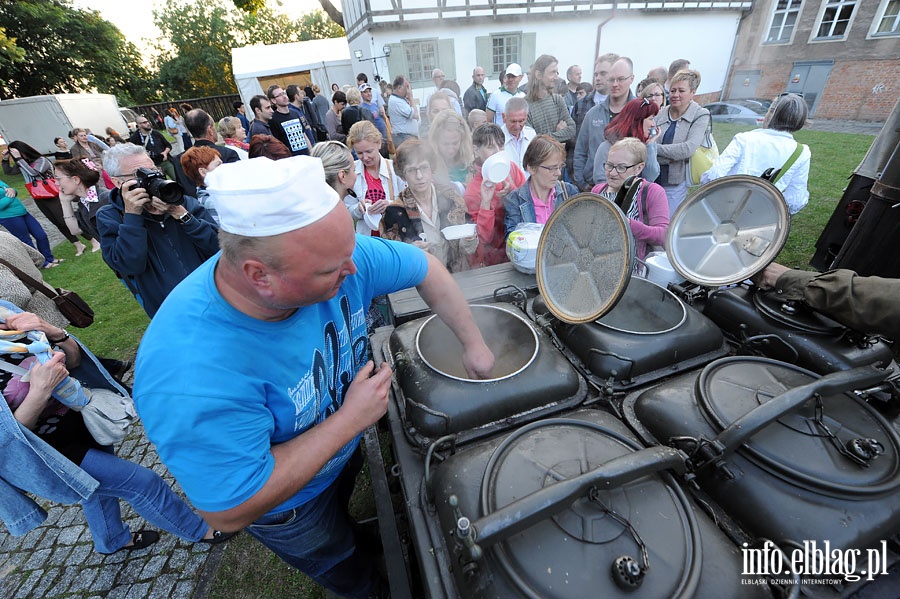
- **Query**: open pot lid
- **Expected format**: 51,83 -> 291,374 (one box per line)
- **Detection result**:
536,193 -> 634,324
698,357 -> 900,496
667,175 -> 790,287
480,418 -> 701,598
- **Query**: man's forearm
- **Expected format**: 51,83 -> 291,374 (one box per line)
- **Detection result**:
198,410 -> 361,531
415,253 -> 483,348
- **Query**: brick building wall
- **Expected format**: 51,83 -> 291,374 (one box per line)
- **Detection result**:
724,0 -> 900,122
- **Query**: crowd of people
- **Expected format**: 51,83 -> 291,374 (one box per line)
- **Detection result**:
0,50 -> 824,599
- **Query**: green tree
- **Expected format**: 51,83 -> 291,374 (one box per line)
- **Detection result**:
0,27 -> 25,70
0,0 -> 153,104
155,0 -> 344,99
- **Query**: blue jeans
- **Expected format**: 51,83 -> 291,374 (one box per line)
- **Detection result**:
0,214 -> 54,264
392,132 -> 417,147
245,448 -> 381,599
79,448 -> 208,553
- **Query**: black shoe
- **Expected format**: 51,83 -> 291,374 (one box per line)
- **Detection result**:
198,530 -> 239,544
120,529 -> 160,552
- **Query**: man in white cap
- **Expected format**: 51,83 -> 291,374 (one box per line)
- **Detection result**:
485,63 -> 524,126
132,156 -> 494,598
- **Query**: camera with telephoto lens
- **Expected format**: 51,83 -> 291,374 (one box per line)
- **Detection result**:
134,167 -> 184,205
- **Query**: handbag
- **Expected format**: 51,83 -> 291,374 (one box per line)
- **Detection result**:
17,159 -> 60,200
25,177 -> 60,200
0,359 -> 136,446
0,258 -> 94,327
688,117 -> 719,186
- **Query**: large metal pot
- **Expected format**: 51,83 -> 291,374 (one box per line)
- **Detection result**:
388,304 -> 586,447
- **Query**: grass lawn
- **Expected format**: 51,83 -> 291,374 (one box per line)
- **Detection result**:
0,123 -> 878,598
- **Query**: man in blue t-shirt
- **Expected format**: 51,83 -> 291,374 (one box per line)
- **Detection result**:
133,156 -> 493,599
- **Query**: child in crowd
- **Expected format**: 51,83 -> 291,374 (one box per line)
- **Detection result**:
463,124 -> 526,268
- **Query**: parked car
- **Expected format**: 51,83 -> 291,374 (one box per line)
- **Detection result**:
703,100 -> 766,127
119,107 -> 139,133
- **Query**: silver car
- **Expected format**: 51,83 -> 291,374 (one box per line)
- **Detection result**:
703,100 -> 767,127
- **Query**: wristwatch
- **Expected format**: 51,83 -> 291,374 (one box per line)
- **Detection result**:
176,211 -> 193,224
49,331 -> 70,344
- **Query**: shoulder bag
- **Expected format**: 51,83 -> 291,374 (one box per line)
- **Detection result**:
17,159 -> 60,200
688,116 -> 719,186
0,258 -> 94,328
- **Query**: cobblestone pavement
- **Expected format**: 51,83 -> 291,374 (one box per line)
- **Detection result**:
0,362 -> 224,599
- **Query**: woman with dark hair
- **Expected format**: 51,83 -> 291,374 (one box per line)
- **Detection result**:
593,97 -> 661,185
701,93 -> 810,214
327,91 -> 348,142
53,138 -> 72,161
248,134 -> 291,160
2,141 -> 99,255
655,69 -> 711,214
54,159 -> 111,241
385,139 -> 475,272
504,135 -> 578,237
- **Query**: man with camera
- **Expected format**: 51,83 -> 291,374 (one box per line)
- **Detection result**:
97,144 -> 220,318
128,116 -> 176,182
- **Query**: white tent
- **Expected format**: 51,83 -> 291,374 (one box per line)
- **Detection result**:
231,37 -> 355,108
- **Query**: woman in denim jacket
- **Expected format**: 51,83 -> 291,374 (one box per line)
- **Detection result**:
0,303 -> 233,552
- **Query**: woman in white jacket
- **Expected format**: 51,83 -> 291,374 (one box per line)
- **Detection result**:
348,120 -> 406,235
701,93 -> 810,215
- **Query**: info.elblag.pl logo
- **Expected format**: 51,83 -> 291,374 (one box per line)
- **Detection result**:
741,540 -> 889,583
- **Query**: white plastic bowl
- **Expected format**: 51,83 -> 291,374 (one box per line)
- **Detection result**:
482,153 -> 511,184
441,224 -> 477,240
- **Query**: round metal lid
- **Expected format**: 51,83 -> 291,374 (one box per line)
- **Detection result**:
667,175 -> 790,287
697,357 -> 900,497
536,193 -> 634,324
480,418 -> 701,598
752,289 -> 846,335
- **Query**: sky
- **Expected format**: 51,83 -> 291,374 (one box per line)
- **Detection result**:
71,0 -> 332,52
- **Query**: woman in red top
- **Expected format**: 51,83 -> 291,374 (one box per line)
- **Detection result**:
463,124 -> 526,268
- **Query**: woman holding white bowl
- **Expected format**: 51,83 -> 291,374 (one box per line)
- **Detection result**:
382,139 -> 476,273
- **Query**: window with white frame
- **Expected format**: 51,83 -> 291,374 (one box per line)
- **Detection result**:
403,40 -> 439,84
492,34 -> 521,74
872,0 -> 900,36
765,0 -> 803,43
813,0 -> 857,40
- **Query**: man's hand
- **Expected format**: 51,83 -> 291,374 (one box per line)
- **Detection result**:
463,339 -> 495,379
161,148 -> 170,161
752,262 -> 791,290
157,199 -> 188,218
339,361 -> 392,431
121,180 -> 152,215
4,187 -> 15,198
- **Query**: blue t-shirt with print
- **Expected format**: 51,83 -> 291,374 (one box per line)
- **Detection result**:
133,235 -> 428,514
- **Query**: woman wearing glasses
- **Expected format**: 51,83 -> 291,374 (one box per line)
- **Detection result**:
382,140 -> 475,272
504,135 -> 578,238
591,138 -> 669,269
654,69 -> 711,214
637,78 -> 666,109
592,98 -> 661,186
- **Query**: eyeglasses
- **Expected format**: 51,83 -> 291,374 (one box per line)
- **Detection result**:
603,162 -> 639,174
405,164 -> 432,177
537,164 -> 563,173
646,93 -> 664,98
606,76 -> 633,85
